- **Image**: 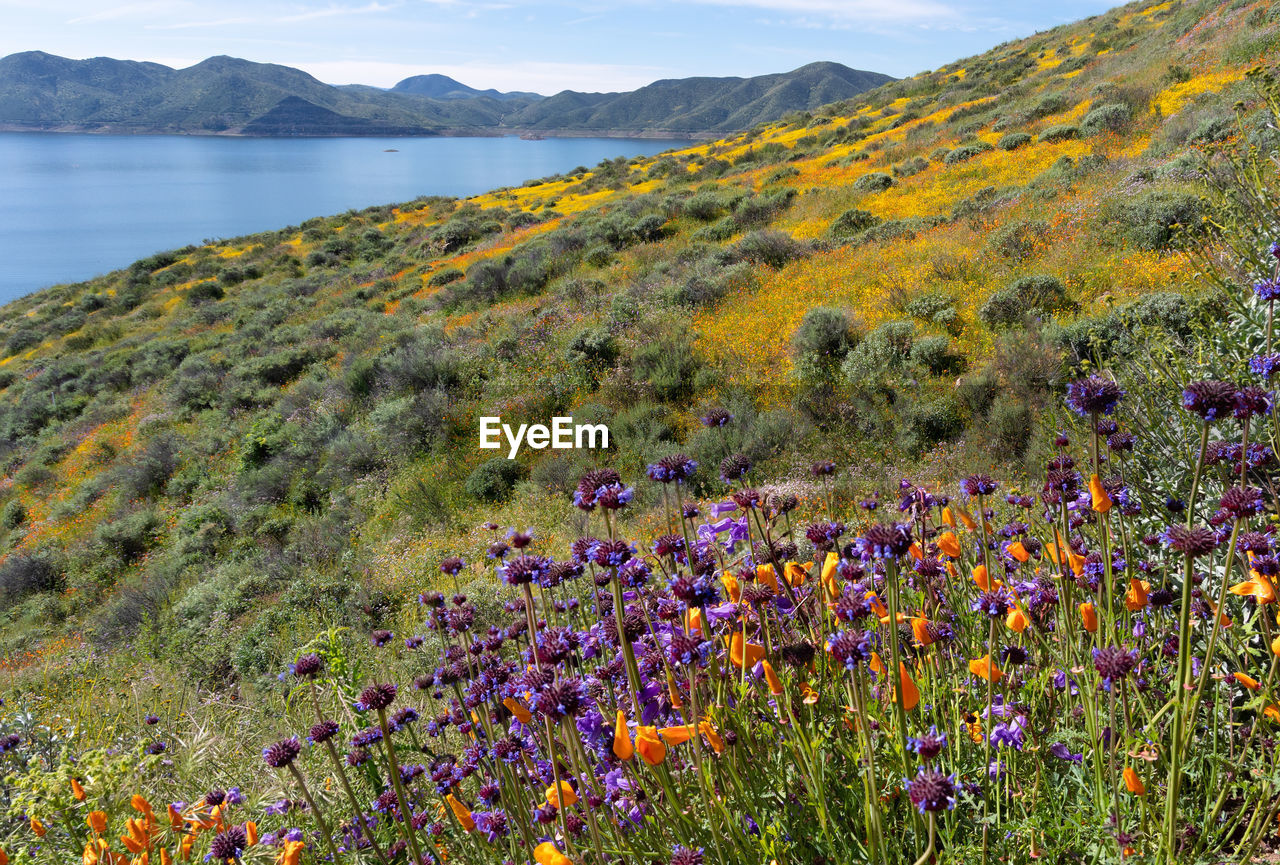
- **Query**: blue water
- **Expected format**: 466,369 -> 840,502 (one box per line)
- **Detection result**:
0,133 -> 684,302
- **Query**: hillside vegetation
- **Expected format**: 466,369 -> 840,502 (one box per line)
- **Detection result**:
0,0 -> 1274,681
0,0 -> 1275,681
0,6 -> 1278,858
2,0 -> 1280,862
0,53 -> 891,136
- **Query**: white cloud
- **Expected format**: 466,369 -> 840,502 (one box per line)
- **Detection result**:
682,0 -> 957,22
69,0 -> 188,24
276,2 -> 399,23
145,16 -> 256,29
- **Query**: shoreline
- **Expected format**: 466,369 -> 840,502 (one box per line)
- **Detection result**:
0,123 -> 717,140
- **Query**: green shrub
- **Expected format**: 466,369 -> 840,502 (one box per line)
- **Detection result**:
684,192 -> 727,222
910,335 -> 964,375
1111,189 -> 1204,251
997,132 -> 1032,150
988,394 -> 1033,454
1080,102 -> 1132,136
631,327 -> 701,403
731,231 -> 808,269
0,551 -> 61,601
853,172 -> 894,192
584,244 -> 615,267
464,458 -> 526,502
427,268 -> 464,287
665,261 -> 757,308
1,498 -> 26,529
944,141 -> 994,164
900,395 -> 964,451
691,218 -> 736,243
1038,125 -> 1079,143
842,320 -> 915,381
893,157 -> 929,178
986,219 -> 1048,262
829,208 -> 882,240
566,327 -> 619,366
978,275 -> 1075,328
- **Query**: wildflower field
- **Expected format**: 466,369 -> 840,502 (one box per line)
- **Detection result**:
4,0 -> 1280,862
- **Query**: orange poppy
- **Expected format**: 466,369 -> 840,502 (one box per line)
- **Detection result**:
895,662 -> 920,711
447,794 -> 475,832
88,811 -> 108,835
685,607 -> 704,635
911,616 -> 934,646
545,781 -> 578,809
784,561 -> 812,587
1007,541 -> 1030,563
1079,602 -> 1098,633
245,821 -> 258,846
1089,474 -> 1112,513
955,506 -> 978,531
869,652 -> 886,677
1233,672 -> 1262,690
1123,767 -> 1146,795
276,840 -> 304,865
613,711 -> 633,761
727,632 -> 766,668
31,817 -> 46,837
71,777 -> 87,801
756,564 -> 780,594
972,565 -> 992,592
635,726 -> 666,765
699,719 -> 725,752
534,842 -> 574,865
941,507 -> 956,528
667,671 -> 684,709
721,572 -> 742,603
1230,573 -> 1277,605
1006,605 -> 1030,633
1124,579 -> 1150,611
820,552 -> 839,585
937,532 -> 961,559
502,697 -> 532,724
762,660 -> 784,696
659,724 -> 696,745
866,592 -> 888,619
969,654 -> 1003,683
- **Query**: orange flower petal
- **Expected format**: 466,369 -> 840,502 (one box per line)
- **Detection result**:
612,710 -> 633,761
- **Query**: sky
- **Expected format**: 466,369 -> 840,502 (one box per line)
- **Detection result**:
0,0 -> 1122,93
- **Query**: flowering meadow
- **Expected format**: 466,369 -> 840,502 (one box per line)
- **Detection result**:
5,215 -> 1280,861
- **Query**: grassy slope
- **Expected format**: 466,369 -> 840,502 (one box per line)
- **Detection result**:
0,0 -> 1276,707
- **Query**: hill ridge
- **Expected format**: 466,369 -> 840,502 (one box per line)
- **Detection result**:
0,52 -> 894,136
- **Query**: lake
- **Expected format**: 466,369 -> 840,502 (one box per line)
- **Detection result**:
0,132 -> 686,303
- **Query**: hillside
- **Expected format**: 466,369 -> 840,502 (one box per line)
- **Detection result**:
0,0 -> 1275,673
0,2 -> 1279,859
0,53 -> 892,136
2,0 -> 1280,861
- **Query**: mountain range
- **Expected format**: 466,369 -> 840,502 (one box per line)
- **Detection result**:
0,52 -> 893,137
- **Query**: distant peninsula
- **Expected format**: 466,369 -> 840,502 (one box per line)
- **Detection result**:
0,52 -> 894,138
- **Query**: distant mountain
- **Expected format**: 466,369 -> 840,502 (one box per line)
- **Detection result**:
0,52 -> 893,136
504,63 -> 894,133
391,73 -> 541,102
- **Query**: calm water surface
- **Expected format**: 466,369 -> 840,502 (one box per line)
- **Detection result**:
0,133 -> 684,302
